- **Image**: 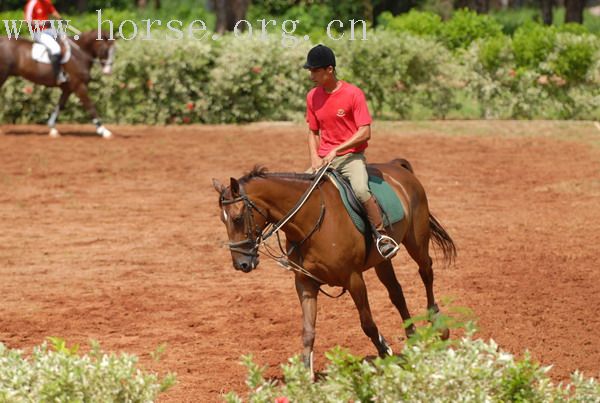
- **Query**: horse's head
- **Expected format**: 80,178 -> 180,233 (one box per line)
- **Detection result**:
79,30 -> 116,75
95,31 -> 116,75
213,177 -> 268,273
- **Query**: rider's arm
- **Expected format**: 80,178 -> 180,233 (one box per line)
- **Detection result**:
307,129 -> 322,171
333,125 -> 371,154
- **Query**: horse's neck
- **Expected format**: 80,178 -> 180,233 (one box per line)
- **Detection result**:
247,177 -> 315,237
71,35 -> 95,60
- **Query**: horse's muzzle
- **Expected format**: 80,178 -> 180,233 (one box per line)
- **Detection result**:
233,256 -> 259,273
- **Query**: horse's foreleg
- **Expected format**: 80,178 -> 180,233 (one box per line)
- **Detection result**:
375,261 -> 416,338
47,88 -> 71,137
347,272 -> 393,357
73,83 -> 112,139
294,274 -> 319,378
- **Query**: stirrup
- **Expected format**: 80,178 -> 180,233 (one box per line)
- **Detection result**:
376,235 -> 400,259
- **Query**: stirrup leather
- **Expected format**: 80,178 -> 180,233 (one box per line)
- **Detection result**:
376,234 -> 399,259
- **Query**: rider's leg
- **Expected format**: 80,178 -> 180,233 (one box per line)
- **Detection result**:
362,196 -> 399,258
37,31 -> 64,83
332,153 -> 399,259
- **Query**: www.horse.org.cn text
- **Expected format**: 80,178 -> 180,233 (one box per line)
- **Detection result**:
96,9 -> 368,47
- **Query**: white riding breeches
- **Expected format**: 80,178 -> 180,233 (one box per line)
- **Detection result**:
33,29 -> 61,56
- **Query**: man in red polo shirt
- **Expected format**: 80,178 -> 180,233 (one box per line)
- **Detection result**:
304,44 -> 399,259
24,0 -> 66,84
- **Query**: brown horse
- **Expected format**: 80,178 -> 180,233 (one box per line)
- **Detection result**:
0,30 -> 115,138
213,159 -> 456,373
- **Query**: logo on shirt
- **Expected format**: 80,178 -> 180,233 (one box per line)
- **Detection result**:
336,109 -> 346,117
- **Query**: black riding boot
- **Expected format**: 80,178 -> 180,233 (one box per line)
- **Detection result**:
362,196 -> 400,259
49,54 -> 63,83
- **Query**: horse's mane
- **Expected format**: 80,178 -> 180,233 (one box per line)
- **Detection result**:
239,165 -> 314,184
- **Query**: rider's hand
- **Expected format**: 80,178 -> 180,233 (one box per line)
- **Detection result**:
322,149 -> 338,166
311,158 -> 323,173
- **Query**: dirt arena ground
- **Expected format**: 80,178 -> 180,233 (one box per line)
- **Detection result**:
0,121 -> 599,402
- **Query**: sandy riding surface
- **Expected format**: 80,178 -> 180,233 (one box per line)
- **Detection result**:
1,121 -> 599,401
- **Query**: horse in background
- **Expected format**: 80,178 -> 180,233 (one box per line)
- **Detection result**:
0,30 -> 116,138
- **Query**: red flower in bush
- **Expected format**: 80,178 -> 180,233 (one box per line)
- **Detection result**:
23,86 -> 33,95
274,397 -> 289,403
186,102 -> 195,111
508,69 -> 516,78
182,116 -> 191,124
146,79 -> 154,89
251,66 -> 262,74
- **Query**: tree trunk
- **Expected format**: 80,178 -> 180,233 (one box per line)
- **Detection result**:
474,0 -> 490,13
76,0 -> 87,13
137,0 -> 147,9
154,0 -> 161,9
540,0 -> 554,25
214,0 -> 251,34
564,0 -> 584,23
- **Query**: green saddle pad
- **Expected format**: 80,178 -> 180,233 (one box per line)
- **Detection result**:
330,174 -> 405,234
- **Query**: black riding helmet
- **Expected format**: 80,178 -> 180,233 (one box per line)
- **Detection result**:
303,44 -> 336,69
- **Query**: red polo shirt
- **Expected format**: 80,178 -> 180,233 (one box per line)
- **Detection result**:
306,81 -> 372,158
24,0 -> 56,24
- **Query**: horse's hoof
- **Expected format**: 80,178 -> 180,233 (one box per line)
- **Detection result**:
97,126 -> 113,139
49,128 -> 60,138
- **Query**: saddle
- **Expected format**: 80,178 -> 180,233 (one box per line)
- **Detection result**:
31,39 -> 71,65
326,168 -> 405,235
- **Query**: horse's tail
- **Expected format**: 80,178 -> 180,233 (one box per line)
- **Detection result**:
429,213 -> 457,266
390,158 -> 414,173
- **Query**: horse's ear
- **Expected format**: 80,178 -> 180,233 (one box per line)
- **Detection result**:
212,178 -> 224,193
230,178 -> 240,196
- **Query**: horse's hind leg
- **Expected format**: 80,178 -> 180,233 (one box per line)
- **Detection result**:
295,274 -> 320,377
375,260 -> 416,338
404,224 -> 450,340
347,272 -> 393,357
0,69 -> 8,89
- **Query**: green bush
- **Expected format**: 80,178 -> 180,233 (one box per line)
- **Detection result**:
0,338 -> 175,401
478,35 -> 513,73
1,28 -> 599,123
377,10 -> 443,38
548,32 -> 599,83
513,22 -> 557,69
490,8 -> 540,36
336,31 -> 463,119
225,322 -> 600,402
441,8 -> 503,50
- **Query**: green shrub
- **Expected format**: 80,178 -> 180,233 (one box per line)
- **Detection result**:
1,29 -> 598,123
0,338 -> 175,402
205,35 -> 311,123
548,32 -> 599,83
339,31 -> 463,119
490,8 -> 540,36
478,35 -> 513,73
513,22 -> 557,69
225,321 -> 600,402
441,8 -> 503,50
377,10 -> 443,38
